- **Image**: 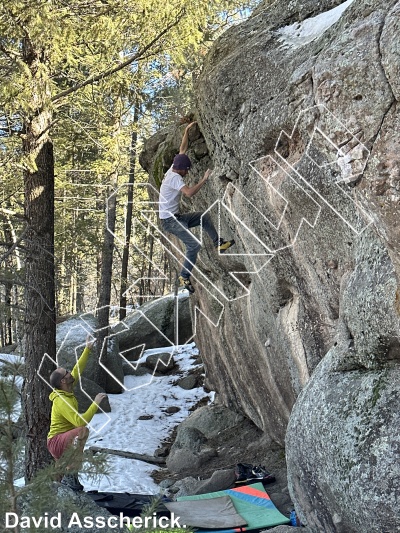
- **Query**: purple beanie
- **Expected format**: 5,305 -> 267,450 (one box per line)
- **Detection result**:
173,154 -> 192,170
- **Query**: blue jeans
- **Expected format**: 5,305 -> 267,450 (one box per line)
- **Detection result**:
160,212 -> 219,278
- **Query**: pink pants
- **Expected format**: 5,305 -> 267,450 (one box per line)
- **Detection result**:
47,427 -> 82,460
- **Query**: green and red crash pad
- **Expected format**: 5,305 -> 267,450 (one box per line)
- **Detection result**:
164,482 -> 290,531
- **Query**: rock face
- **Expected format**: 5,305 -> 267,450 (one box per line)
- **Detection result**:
286,349 -> 400,533
56,314 -> 124,395
140,0 -> 400,530
166,404 -> 244,475
113,293 -> 192,356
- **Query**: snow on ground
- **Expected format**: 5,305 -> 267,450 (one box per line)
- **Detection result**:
82,343 -> 210,494
276,0 -> 355,50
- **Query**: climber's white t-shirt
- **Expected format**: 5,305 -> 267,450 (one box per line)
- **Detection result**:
159,166 -> 185,219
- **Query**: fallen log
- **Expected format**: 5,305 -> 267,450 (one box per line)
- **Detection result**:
88,445 -> 166,465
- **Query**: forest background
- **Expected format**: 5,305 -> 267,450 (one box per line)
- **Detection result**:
0,0 -> 261,493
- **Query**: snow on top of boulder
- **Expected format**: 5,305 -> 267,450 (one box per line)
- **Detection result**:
276,0 -> 355,50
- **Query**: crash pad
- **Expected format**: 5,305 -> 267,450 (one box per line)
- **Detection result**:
176,482 -> 290,531
164,495 -> 247,528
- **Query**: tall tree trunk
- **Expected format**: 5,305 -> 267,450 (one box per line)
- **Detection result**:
13,284 -> 22,347
5,283 -> 12,345
138,245 -> 147,306
22,135 -> 55,480
6,213 -> 23,345
69,266 -> 77,315
76,258 -> 85,313
95,96 -> 123,389
147,233 -> 154,296
2,220 -> 14,345
119,102 -> 139,321
21,38 -> 55,480
57,189 -> 67,316
95,183 -> 117,389
96,191 -> 104,302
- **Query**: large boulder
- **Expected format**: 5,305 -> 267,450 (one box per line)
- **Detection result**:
56,314 -> 124,394
166,404 -> 245,474
192,0 -> 400,443
140,0 -> 400,438
178,403 -> 245,438
112,293 -> 192,357
103,336 -> 125,394
140,0 -> 400,528
286,348 -> 400,533
286,230 -> 400,532
74,376 -> 111,414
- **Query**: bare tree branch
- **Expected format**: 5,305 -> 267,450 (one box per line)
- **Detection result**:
89,445 -> 166,465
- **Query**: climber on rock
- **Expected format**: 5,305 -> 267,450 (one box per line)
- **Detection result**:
158,121 -> 234,293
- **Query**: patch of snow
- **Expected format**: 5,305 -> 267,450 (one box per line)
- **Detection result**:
81,343 -> 209,493
276,0 -> 355,50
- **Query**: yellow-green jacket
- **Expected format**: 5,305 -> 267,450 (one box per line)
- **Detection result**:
47,347 -> 99,440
